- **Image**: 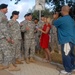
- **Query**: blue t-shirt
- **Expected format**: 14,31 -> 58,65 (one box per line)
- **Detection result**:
53,15 -> 75,44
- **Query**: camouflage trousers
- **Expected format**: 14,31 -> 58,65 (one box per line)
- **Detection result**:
12,40 -> 21,59
24,39 -> 35,58
0,50 -> 3,64
0,39 -> 13,66
51,33 -> 61,52
35,34 -> 40,51
20,39 -> 25,57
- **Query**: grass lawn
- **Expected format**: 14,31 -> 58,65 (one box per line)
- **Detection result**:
35,50 -> 62,64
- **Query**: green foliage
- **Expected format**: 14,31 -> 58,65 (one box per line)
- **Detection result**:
41,8 -> 53,17
46,0 -> 75,19
31,7 -> 53,20
32,10 -> 39,20
10,0 -> 75,19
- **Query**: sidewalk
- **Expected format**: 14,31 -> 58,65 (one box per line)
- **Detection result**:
0,55 -> 75,75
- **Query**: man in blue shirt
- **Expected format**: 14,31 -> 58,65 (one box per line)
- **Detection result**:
53,5 -> 75,74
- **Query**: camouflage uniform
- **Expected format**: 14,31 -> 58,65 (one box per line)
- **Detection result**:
38,20 -> 45,36
20,20 -> 28,32
20,20 -> 28,57
36,20 -> 45,51
21,20 -> 35,58
0,11 -> 12,66
35,24 -> 40,51
8,19 -> 22,59
38,20 -> 44,29
50,25 -> 61,53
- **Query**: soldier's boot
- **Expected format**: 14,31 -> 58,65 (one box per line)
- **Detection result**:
13,63 -> 17,67
25,58 -> 30,64
29,57 -> 35,63
16,59 -> 23,64
8,64 -> 20,71
20,57 -> 25,61
0,64 -> 8,69
0,64 -> 4,70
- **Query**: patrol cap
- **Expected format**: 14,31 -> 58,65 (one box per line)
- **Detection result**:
27,13 -> 32,16
12,11 -> 19,15
0,3 -> 8,9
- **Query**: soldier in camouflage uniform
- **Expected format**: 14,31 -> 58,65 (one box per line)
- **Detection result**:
51,12 -> 61,54
8,11 -> 23,71
34,18 -> 40,54
20,14 -> 28,59
0,4 -> 14,70
50,25 -> 61,53
38,15 -> 45,29
38,15 -> 45,53
21,13 -> 35,64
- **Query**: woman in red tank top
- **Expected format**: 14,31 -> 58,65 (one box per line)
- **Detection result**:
37,17 -> 51,62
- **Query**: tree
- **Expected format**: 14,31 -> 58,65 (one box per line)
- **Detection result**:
10,0 -> 75,19
46,0 -> 75,19
31,7 -> 53,20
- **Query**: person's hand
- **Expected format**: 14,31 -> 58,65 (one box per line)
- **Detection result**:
8,23 -> 12,26
37,28 -> 41,31
6,38 -> 11,43
11,39 -> 14,44
26,26 -> 30,30
20,23 -> 23,27
53,12 -> 59,20
36,26 -> 39,29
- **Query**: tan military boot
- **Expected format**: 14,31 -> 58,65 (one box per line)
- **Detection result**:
0,67 -> 4,70
25,58 -> 30,64
8,64 -> 20,71
16,59 -> 23,64
13,63 -> 17,67
29,57 -> 35,63
0,64 -> 4,70
0,64 -> 8,69
21,57 -> 25,61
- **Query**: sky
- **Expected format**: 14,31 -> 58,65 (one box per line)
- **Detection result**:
0,0 -> 35,22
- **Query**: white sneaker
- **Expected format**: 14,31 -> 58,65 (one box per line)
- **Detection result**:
60,70 -> 71,74
72,69 -> 75,71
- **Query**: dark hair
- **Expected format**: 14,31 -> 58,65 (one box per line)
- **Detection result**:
53,12 -> 62,17
10,11 -> 19,19
41,15 -> 44,17
34,18 -> 39,21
